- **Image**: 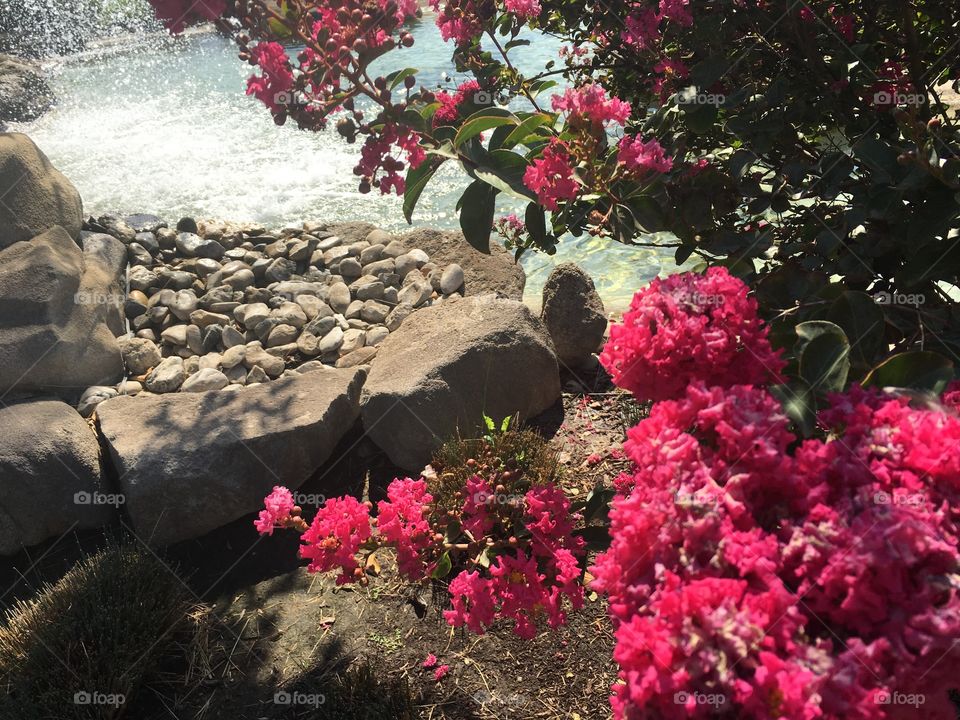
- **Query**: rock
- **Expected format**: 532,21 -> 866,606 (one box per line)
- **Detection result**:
540,263 -> 607,368
176,232 -> 224,260
118,380 -> 142,395
77,385 -> 118,417
0,134 -> 83,249
96,367 -> 367,545
0,226 -> 123,396
385,302 -> 415,332
366,326 -> 390,345
80,231 -> 127,336
398,280 -> 432,308
243,342 -> 285,378
129,265 -> 158,292
190,309 -> 230,329
0,55 -> 55,122
440,263 -> 465,295
273,301 -> 307,329
336,346 -> 378,368
221,344 -> 246,369
341,328 -> 366,354
176,217 -> 199,234
0,399 -> 114,555
267,323 -> 299,347
339,257 -> 363,278
360,300 -> 390,324
161,325 -> 189,347
318,326 -> 344,354
145,356 -> 185,393
182,368 -> 230,392
397,228 -> 525,300
328,282 -> 352,313
169,290 -> 198,321
127,242 -> 152,267
361,295 -> 560,470
199,352 -> 221,370
125,214 -> 167,234
221,325 -> 245,348
297,331 -> 321,356
95,213 -> 137,244
246,365 -> 268,384
265,257 -> 297,283
119,337 -> 162,375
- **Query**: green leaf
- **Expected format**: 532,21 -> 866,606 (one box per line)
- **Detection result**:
795,320 -> 847,355
431,552 -> 452,579
799,329 -> 851,394
771,382 -> 817,438
471,149 -> 536,201
525,201 -> 547,246
458,180 -> 497,253
483,413 -> 495,431
386,67 -> 418,91
501,113 -> 554,148
454,107 -> 518,148
827,291 -> 886,367
863,351 -> 955,394
402,156 -> 445,224
573,526 -> 612,552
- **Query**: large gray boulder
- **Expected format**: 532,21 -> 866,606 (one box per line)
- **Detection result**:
0,133 -> 83,249
96,366 -> 367,546
540,263 -> 607,368
361,295 -> 560,471
0,399 -> 115,555
397,228 -> 526,300
0,55 -> 55,122
0,226 -> 124,397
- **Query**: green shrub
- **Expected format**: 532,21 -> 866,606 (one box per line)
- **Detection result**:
0,543 -> 199,720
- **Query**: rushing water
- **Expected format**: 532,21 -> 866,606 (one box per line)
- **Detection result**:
12,21 -> 684,309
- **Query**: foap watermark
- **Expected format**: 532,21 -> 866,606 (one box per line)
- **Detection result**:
473,490 -> 523,506
74,490 -> 125,507
74,691 -> 125,708
74,291 -> 125,307
677,291 -> 726,307
874,291 -> 925,307
472,90 -> 510,106
677,87 -> 725,107
674,691 -> 727,708
876,690 -> 926,708
273,691 -> 326,707
273,90 -> 310,109
291,491 -> 326,508
873,90 -> 927,107
874,491 -> 924,508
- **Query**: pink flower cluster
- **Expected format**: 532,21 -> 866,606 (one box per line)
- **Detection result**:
599,267 -> 784,402
256,475 -> 585,639
430,0 -> 484,44
621,0 -> 693,50
433,80 -> 482,126
504,0 -> 542,19
523,139 -> 579,211
254,486 -> 296,536
550,84 -> 631,132
246,42 -> 295,115
617,135 -> 673,174
355,122 -> 425,195
444,482 -> 584,638
595,273 -> 960,719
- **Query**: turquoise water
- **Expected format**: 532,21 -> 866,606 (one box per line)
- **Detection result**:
13,23 -> 684,309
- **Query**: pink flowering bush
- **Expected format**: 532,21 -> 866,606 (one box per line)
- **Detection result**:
148,0 -> 959,356
594,270 -> 960,719
599,266 -> 784,402
254,432 -> 585,639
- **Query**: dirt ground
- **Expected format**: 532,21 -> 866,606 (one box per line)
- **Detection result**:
0,359 -> 640,720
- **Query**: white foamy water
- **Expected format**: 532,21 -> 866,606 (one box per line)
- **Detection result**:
13,22 -> 685,309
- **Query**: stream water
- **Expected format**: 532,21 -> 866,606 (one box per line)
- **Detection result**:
11,20 -> 684,309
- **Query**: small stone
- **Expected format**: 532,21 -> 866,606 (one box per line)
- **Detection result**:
161,325 -> 189,346
385,302 -> 415,332
383,287 -> 399,305
339,257 -> 363,278
267,324 -> 299,347
221,325 -> 245,348
127,242 -> 152,267
440,264 -> 465,295
145,356 -> 185,393
336,346 -> 378,368
246,365 -> 269,384
182,368 -> 230,392
243,342 -> 285,378
169,290 -> 198,321
176,232 -> 224,259
190,309 -> 231,328
119,337 -> 162,374
383,239 -> 407,258
360,244 -> 384,265
199,352 -> 222,370
183,355 -> 200,376
241,302 -> 270,329
366,326 -> 390,345
77,386 -> 118,417
129,265 -> 158,292
224,364 -> 247,384
394,253 -> 420,279
407,248 -> 430,264
355,281 -> 385,301
328,282 -> 351,313
398,281 -> 431,308
264,257 -> 297,283
221,344 -> 246,369
272,301 -> 307,329
318,326 -> 344,354
341,328 -> 366,354
317,235 -> 342,251
297,331 -> 321,356
360,300 -> 390,324
186,324 -> 204,355
345,299 -> 364,319
201,325 -> 222,353
118,380 -> 142,395
224,268 -> 255,290
305,314 -> 336,338
295,294 -> 325,320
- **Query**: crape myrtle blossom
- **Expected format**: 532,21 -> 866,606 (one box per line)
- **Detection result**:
594,268 -> 960,719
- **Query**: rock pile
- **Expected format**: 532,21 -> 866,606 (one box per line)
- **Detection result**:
78,216 -> 521,414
